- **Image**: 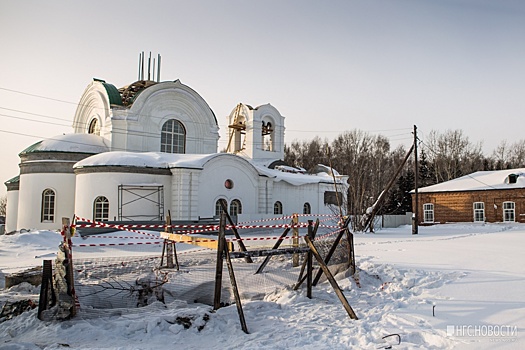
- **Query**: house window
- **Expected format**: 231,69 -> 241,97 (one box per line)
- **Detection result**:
41,189 -> 55,222
303,202 -> 311,215
93,196 -> 109,222
161,119 -> 186,154
215,199 -> 227,216
230,199 -> 242,216
503,201 -> 515,222
274,201 -> 283,215
473,202 -> 485,222
423,203 -> 434,223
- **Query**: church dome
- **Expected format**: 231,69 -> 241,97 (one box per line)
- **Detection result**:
19,133 -> 109,155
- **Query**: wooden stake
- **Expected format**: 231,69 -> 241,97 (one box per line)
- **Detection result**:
304,235 -> 358,320
213,214 -> 226,310
62,217 -> 76,318
37,259 -> 55,320
293,219 -> 319,290
292,214 -> 299,267
223,228 -> 249,334
219,200 -> 252,263
306,220 -> 313,299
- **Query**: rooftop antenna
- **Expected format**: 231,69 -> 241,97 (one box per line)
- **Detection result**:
137,51 -> 161,81
157,54 -> 161,82
138,53 -> 141,81
148,52 -> 151,81
141,51 -> 145,80
152,57 -> 156,82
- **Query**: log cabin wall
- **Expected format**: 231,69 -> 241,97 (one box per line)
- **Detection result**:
412,188 -> 525,223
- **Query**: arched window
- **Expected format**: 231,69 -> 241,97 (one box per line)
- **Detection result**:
41,189 -> 55,222
230,199 -> 242,216
215,199 -> 227,216
93,196 -> 109,222
161,119 -> 186,154
88,118 -> 100,135
303,202 -> 311,215
274,201 -> 283,215
262,119 -> 274,151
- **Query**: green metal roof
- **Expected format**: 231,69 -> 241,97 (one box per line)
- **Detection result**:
5,175 -> 19,185
101,82 -> 123,106
19,141 -> 43,155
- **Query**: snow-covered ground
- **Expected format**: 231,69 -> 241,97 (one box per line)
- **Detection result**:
1,223 -> 523,349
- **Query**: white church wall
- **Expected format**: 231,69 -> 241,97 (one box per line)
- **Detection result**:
170,169 -> 200,220
72,82 -> 112,142
125,82 -> 219,154
271,181 -> 341,217
197,155 -> 260,219
5,190 -> 19,233
16,173 -> 76,231
74,172 -> 171,222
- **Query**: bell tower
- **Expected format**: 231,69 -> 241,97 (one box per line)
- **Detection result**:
226,103 -> 285,161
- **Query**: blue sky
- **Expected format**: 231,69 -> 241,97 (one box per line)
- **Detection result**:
1,0 -> 524,195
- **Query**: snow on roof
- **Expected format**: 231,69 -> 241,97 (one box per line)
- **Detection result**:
74,151 -> 346,186
74,152 -> 218,169
254,164 -> 342,186
417,168 -> 525,193
21,134 -> 109,154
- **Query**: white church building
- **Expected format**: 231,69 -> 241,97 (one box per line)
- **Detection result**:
5,76 -> 348,232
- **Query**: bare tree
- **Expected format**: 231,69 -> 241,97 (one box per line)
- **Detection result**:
0,195 -> 7,217
284,137 -> 329,171
426,129 -> 484,183
329,130 -> 404,229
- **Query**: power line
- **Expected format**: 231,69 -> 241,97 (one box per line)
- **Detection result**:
0,86 -> 414,139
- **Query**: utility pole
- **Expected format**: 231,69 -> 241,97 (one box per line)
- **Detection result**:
412,125 -> 419,234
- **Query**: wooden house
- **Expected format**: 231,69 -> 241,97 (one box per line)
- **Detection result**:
412,168 -> 525,224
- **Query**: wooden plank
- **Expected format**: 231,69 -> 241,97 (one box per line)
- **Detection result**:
304,235 -> 358,320
161,231 -> 234,251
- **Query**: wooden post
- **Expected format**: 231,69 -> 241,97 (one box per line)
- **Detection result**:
292,214 -> 299,267
223,227 -> 249,334
413,124 -> 419,235
213,213 -> 226,310
37,260 -> 55,320
219,200 -> 252,263
304,235 -> 358,320
306,220 -> 313,299
62,217 -> 76,318
164,212 -> 179,270
255,221 -> 293,274
293,219 -> 319,290
348,228 -> 356,274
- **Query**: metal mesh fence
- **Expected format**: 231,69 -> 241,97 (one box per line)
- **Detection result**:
72,231 -> 353,310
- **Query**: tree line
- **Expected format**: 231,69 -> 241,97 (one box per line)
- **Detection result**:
284,129 -> 525,221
